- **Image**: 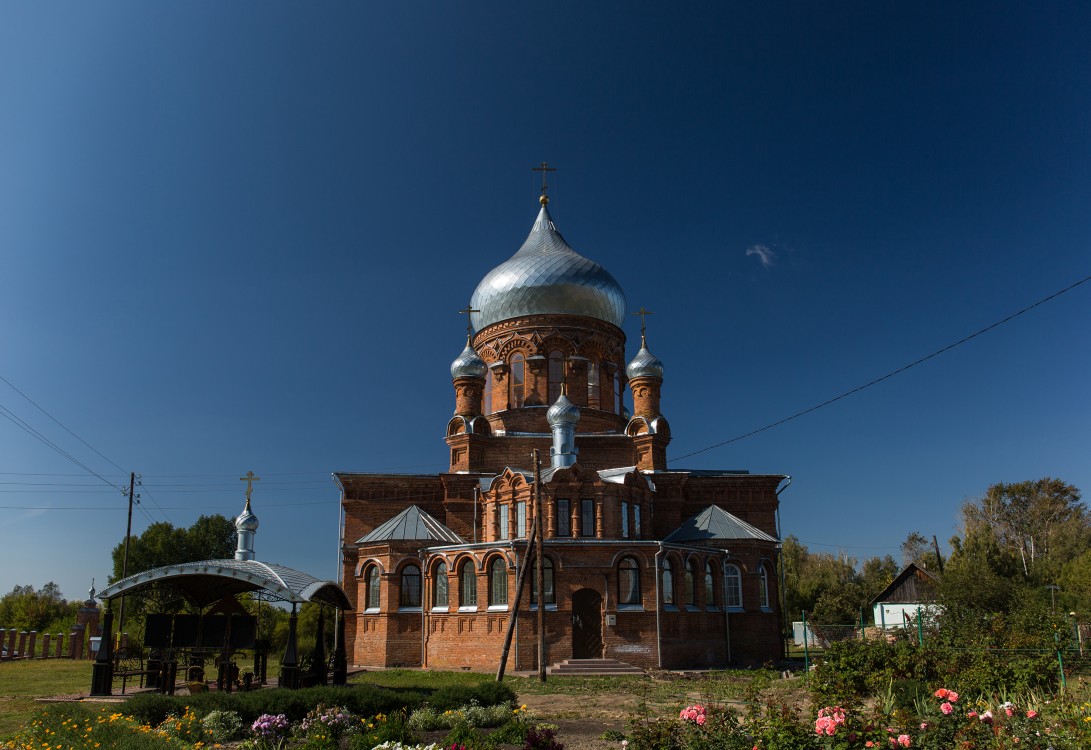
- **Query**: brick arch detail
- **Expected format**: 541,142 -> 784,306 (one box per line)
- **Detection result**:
355,558 -> 385,578
607,548 -> 654,569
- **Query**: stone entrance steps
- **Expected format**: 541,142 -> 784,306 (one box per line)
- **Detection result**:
547,658 -> 645,676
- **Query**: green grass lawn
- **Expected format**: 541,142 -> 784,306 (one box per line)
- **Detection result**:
0,659 -> 91,739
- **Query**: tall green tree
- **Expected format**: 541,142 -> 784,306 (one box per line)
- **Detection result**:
0,583 -> 78,632
110,515 -> 237,582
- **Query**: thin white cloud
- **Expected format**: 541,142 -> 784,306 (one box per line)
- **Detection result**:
746,244 -> 776,268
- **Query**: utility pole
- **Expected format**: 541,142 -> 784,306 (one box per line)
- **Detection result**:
118,472 -> 138,642
534,449 -> 546,682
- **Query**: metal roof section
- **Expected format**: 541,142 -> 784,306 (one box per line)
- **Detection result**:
665,505 -> 779,544
596,466 -> 656,490
470,203 -> 627,330
96,559 -> 351,609
356,505 -> 464,545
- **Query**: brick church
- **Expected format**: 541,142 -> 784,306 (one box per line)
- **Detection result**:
338,193 -> 786,671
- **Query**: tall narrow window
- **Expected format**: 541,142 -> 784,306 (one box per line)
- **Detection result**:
580,499 -> 595,537
498,504 -> 509,540
614,371 -> 622,413
619,557 -> 641,606
548,350 -> 564,404
704,562 -> 716,608
555,499 -> 571,537
587,361 -> 600,408
400,564 -> 422,608
516,501 -> 526,538
725,564 -> 742,608
661,559 -> 674,606
365,565 -> 380,611
460,560 -> 477,608
509,353 -> 525,408
621,501 -> 630,538
684,560 -> 696,607
531,556 -> 555,605
433,562 -> 448,609
489,558 -> 508,607
633,505 -> 641,538
759,565 -> 770,609
484,368 -> 494,414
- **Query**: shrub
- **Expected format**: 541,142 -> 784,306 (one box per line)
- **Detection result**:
202,709 -> 244,741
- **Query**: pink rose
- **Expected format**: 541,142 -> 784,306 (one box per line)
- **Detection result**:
947,691 -> 959,703
695,715 -> 706,726
934,688 -> 949,699
941,702 -> 953,715
967,711 -> 978,718
898,735 -> 911,748
1026,710 -> 1038,719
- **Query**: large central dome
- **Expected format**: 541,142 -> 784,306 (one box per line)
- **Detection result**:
470,203 -> 626,331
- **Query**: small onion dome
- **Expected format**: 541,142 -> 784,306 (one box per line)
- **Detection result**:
235,499 -> 259,533
547,393 -> 581,427
450,340 -> 487,379
626,336 -> 664,380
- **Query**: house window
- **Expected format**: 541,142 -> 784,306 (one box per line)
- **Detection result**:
759,564 -> 770,609
633,505 -> 641,538
587,361 -> 600,408
548,350 -> 564,404
433,562 -> 448,609
365,565 -> 380,611
489,558 -> 508,607
704,562 -> 716,608
619,557 -> 641,607
556,499 -> 571,537
661,559 -> 675,606
685,560 -> 697,607
530,556 -> 555,606
459,560 -> 477,608
621,501 -> 629,538
498,504 -> 509,540
725,564 -> 742,608
580,499 -> 595,537
516,501 -> 526,538
400,564 -> 421,608
509,353 -> 525,408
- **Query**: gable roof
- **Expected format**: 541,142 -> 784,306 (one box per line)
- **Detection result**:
665,505 -> 779,544
356,505 -> 464,545
870,562 -> 941,605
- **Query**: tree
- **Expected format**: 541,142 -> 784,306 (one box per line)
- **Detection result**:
111,515 -> 237,582
957,478 -> 1088,585
0,583 -> 79,632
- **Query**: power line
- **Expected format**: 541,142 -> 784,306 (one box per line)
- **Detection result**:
671,272 -> 1091,463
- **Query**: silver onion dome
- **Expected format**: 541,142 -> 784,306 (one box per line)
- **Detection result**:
235,499 -> 259,533
450,339 -> 487,379
470,203 -> 626,331
546,392 -> 581,426
626,336 -> 664,380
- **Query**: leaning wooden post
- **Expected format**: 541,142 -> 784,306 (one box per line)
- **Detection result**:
534,450 -> 546,682
495,512 -> 539,682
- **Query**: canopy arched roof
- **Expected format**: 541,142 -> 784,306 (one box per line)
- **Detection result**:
97,559 -> 351,610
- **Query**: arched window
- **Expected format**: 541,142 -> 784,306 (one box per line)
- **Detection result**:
704,562 -> 716,608
488,558 -> 508,607
509,353 -> 525,408
618,557 -> 641,607
459,560 -> 477,609
725,564 -> 742,609
433,561 -> 448,609
587,361 -> 600,408
365,565 -> 380,611
484,368 -> 494,414
685,560 -> 697,607
548,350 -> 564,404
530,556 -> 555,606
661,558 -> 675,606
759,564 -> 770,609
400,564 -> 421,608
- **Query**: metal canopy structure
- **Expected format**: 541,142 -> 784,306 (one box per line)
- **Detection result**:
97,559 -> 351,610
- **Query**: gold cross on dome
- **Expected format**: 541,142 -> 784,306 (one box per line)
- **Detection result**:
458,304 -> 480,337
240,471 -> 261,502
532,161 -> 557,203
632,307 -> 654,338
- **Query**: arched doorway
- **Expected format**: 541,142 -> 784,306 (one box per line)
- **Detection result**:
571,588 -> 603,659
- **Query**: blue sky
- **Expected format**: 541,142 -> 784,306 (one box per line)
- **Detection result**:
1,3 -> 1089,602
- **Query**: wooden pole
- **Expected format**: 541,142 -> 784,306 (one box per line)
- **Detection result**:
495,513 -> 538,682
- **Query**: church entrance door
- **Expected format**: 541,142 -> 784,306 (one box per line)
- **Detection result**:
571,588 -> 603,659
